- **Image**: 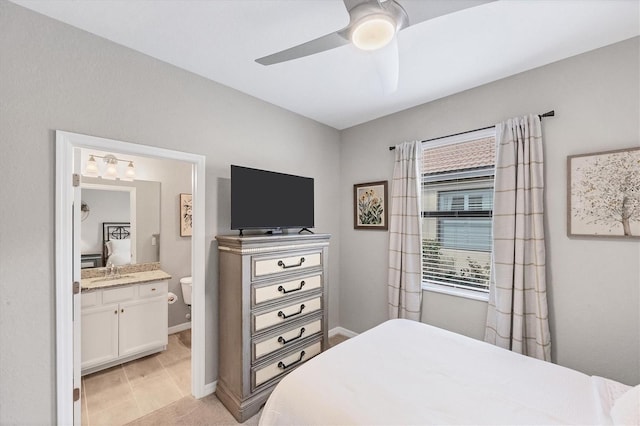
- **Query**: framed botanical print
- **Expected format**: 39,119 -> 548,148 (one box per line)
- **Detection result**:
354,181 -> 388,230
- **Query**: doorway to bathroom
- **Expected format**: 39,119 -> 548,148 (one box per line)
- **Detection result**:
55,131 -> 207,426
79,150 -> 194,424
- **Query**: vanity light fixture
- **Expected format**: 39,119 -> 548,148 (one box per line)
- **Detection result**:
83,153 -> 136,181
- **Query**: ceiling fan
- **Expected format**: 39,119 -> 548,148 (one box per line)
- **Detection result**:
254,0 -> 491,92
255,0 -> 410,66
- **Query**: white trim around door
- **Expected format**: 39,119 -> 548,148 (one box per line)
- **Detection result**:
55,131 -> 207,425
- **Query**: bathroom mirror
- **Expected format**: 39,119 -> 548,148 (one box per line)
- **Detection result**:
81,177 -> 161,268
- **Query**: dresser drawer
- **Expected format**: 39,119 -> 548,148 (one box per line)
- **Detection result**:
253,251 -> 322,279
253,274 -> 322,306
253,317 -> 322,362
252,340 -> 322,390
139,280 -> 168,298
253,296 -> 322,333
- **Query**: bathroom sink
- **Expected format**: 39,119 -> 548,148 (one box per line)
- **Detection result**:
92,275 -> 135,283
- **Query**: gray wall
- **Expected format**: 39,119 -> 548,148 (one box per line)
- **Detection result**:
0,2 -> 341,424
134,179 -> 162,264
339,37 -> 640,386
139,158 -> 194,329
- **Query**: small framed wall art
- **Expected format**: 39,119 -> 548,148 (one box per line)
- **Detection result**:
180,193 -> 193,237
567,147 -> 639,238
354,181 -> 388,230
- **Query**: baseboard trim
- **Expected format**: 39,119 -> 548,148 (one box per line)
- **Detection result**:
168,322 -> 192,335
203,380 -> 216,396
329,326 -> 358,338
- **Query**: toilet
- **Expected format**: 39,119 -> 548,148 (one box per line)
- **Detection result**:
180,276 -> 192,306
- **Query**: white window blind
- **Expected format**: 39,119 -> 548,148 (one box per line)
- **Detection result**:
421,129 -> 495,295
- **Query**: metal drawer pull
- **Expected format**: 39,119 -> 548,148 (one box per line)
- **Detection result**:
278,327 -> 306,345
277,281 -> 305,294
278,304 -> 305,319
277,257 -> 305,269
278,350 -> 306,370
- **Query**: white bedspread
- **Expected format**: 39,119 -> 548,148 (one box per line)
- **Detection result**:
260,319 -> 627,425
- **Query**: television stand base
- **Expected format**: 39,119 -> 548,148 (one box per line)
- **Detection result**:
298,228 -> 314,234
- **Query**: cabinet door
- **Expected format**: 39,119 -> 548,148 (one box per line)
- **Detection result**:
81,303 -> 119,370
118,295 -> 168,358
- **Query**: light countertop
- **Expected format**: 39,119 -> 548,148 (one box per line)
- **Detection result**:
81,269 -> 172,291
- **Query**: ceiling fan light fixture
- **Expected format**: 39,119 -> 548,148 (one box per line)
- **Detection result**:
351,14 -> 396,51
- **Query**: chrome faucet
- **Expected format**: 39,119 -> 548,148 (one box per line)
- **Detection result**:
105,262 -> 115,277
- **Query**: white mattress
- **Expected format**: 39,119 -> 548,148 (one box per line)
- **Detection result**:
260,319 -> 629,425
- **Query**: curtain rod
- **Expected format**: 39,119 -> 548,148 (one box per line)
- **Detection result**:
388,110 -> 555,151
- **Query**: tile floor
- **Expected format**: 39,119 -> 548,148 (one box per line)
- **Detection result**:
125,392 -> 261,426
126,333 -> 351,425
328,333 -> 350,347
83,331 -> 349,426
82,329 -> 192,426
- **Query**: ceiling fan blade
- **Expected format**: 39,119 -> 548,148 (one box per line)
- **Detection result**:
256,31 -> 350,65
400,0 -> 496,27
370,36 -> 399,93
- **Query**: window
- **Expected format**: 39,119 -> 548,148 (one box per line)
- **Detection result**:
421,129 -> 495,299
438,188 -> 492,251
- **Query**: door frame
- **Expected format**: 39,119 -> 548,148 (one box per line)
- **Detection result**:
55,130 -> 207,425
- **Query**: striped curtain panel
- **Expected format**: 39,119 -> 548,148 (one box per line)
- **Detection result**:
388,141 -> 423,321
484,114 -> 551,361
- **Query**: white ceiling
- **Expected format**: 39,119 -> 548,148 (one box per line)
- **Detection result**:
12,0 -> 640,130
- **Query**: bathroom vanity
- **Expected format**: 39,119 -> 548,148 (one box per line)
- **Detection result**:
80,268 -> 171,375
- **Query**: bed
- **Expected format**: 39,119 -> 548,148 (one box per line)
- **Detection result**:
102,222 -> 132,266
259,319 -> 638,425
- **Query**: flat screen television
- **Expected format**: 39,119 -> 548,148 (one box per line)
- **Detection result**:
231,165 -> 314,233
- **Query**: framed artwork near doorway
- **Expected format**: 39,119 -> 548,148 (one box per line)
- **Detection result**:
180,193 -> 193,237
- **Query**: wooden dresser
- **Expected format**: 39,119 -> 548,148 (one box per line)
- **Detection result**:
215,233 -> 330,422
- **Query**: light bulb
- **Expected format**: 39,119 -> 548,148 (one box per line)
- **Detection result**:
122,161 -> 135,181
84,155 -> 99,177
103,156 -> 118,180
351,15 -> 396,51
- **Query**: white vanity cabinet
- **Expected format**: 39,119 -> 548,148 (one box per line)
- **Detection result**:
81,303 -> 119,369
81,280 -> 168,375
